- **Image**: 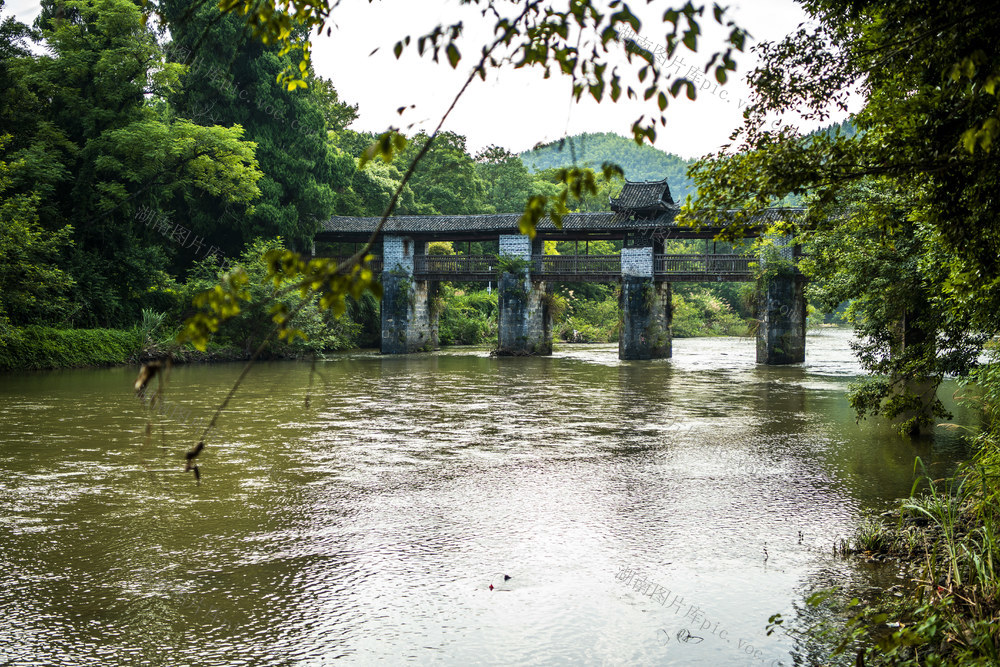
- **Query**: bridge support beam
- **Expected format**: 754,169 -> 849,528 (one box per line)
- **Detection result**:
619,247 -> 672,360
381,235 -> 438,354
756,271 -> 806,365
496,235 -> 552,355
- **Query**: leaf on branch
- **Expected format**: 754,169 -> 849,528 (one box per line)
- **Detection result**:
669,78 -> 695,100
446,43 -> 461,69
519,195 -> 546,239
601,162 -> 625,181
610,7 -> 641,33
177,268 -> 251,351
359,130 -> 407,169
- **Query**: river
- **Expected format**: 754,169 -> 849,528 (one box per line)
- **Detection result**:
0,329 -> 974,665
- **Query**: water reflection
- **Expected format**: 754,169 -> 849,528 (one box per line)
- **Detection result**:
0,330 -> 974,665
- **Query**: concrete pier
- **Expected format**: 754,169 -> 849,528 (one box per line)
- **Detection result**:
496,234 -> 552,355
380,235 -> 438,354
619,247 -> 672,360
756,271 -> 806,364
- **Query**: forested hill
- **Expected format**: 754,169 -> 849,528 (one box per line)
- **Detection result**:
809,118 -> 857,140
520,132 -> 695,199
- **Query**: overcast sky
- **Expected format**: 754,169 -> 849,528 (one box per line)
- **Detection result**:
4,0 -> 843,159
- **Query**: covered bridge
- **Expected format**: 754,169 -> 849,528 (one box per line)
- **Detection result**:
317,180 -> 806,363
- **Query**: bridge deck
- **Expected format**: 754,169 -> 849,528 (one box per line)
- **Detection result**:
327,254 -> 755,282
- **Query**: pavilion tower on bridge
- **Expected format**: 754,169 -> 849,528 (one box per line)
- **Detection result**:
317,179 -> 806,364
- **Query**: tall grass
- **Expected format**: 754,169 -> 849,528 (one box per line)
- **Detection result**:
0,326 -> 142,370
833,459 -> 1000,664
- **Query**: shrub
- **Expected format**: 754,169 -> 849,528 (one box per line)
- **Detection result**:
438,286 -> 497,345
172,238 -> 362,357
672,289 -> 749,338
556,288 -> 619,342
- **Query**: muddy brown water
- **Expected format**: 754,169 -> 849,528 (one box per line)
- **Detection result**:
0,329 -> 974,665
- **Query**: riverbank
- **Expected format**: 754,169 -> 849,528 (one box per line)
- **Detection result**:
833,436 -> 1000,664
0,326 -> 142,371
0,327 -> 777,372
0,325 -> 252,372
0,307 -> 767,372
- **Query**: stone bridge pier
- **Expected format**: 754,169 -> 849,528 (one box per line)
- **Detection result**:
380,235 -> 438,354
756,240 -> 806,364
496,234 -> 552,355
619,246 -> 672,360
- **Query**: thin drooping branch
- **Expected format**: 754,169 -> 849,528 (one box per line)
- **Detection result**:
181,1 -> 543,478
334,0 -> 541,275
194,286 -> 317,447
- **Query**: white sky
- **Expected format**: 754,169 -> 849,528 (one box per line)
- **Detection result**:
311,0 -> 833,158
4,0 -> 844,159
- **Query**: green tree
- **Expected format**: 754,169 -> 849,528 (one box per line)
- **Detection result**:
0,0 -> 260,326
346,159 -> 428,216
161,0 -> 343,255
330,128 -> 379,159
311,76 -> 359,132
475,145 -> 534,213
800,181 -> 985,433
396,132 -> 488,215
684,0 -> 1000,429
0,142 -> 75,328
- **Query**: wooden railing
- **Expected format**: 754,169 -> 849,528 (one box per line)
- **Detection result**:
322,253 -> 753,279
416,255 -> 497,276
655,254 -> 752,276
533,255 -> 621,277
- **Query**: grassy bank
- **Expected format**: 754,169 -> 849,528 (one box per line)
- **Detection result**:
819,363 -> 1000,665
827,463 -> 1000,665
0,324 -> 262,371
0,326 -> 142,371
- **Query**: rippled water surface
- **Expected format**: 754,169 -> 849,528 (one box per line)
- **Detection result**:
0,330 -> 974,665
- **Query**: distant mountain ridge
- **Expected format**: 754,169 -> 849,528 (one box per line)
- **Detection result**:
519,132 -> 696,201
518,123 -> 856,205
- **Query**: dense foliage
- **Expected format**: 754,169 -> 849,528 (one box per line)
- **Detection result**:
438,286 -> 498,346
681,0 -> 1000,662
174,238 -> 361,357
160,0 -> 346,256
685,0 -> 1000,433
0,0 -> 262,327
0,326 -> 141,370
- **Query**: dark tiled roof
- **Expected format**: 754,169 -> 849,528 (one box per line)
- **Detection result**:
321,212 -> 651,235
320,207 -> 804,235
610,179 -> 673,212
683,207 -> 806,226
